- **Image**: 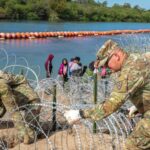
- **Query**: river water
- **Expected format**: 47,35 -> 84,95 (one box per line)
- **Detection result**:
0,21 -> 150,79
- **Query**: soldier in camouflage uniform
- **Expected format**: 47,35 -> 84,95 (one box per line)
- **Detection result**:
0,71 -> 41,145
64,40 -> 150,150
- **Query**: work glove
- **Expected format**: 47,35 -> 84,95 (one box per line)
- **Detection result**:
64,110 -> 81,124
128,105 -> 138,118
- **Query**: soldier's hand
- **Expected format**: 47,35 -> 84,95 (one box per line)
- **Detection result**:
64,110 -> 81,125
128,106 -> 138,118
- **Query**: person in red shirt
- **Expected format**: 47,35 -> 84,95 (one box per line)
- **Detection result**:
45,54 -> 54,78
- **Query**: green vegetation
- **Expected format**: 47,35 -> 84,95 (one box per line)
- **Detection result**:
0,0 -> 149,22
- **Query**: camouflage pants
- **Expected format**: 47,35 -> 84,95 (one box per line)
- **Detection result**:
0,100 -> 6,117
125,111 -> 150,150
0,77 -> 41,143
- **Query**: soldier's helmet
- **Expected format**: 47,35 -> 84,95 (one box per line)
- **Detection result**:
96,39 -> 120,67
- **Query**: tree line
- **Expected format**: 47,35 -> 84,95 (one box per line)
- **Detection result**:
0,0 -> 149,22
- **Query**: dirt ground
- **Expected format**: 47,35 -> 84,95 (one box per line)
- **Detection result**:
0,125 -> 115,150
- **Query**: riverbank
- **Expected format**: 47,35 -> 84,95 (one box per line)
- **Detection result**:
0,1 -> 150,22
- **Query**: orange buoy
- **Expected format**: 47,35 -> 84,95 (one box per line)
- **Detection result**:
50,32 -> 54,37
45,32 -> 49,37
5,33 -> 12,39
33,32 -> 38,38
108,31 -> 115,35
42,32 -> 47,38
24,32 -> 30,38
46,32 -> 50,37
71,32 -> 74,37
59,32 -> 64,37
15,32 -> 21,39
38,32 -> 42,38
0,33 -> 5,39
69,32 -> 72,37
11,33 -> 16,39
41,32 -> 45,37
57,32 -> 64,38
20,32 -> 26,39
48,32 -> 52,37
62,32 -> 66,37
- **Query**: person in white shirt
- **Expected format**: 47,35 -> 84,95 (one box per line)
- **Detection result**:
70,57 -> 82,76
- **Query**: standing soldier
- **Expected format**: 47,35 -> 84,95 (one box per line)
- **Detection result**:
64,39 -> 150,150
0,71 -> 41,146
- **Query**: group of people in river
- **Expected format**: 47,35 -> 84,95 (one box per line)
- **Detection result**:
44,53 -> 112,84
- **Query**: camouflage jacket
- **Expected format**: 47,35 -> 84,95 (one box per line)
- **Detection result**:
82,52 -> 150,121
0,71 -> 26,86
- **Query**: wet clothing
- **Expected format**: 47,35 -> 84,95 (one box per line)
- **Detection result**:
81,53 -> 150,149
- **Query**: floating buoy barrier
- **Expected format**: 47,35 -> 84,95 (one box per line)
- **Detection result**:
0,29 -> 150,40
